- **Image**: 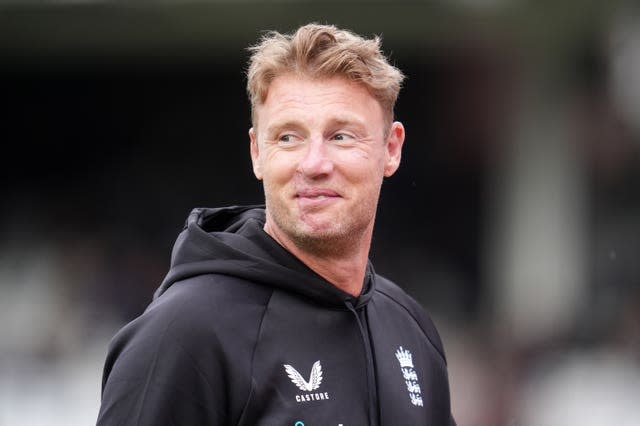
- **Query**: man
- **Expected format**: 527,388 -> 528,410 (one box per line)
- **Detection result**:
97,23 -> 456,425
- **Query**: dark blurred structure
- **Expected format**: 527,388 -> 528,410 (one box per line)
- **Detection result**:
1,1 -> 639,425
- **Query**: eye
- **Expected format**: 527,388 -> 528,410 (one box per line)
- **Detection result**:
331,133 -> 355,142
278,134 -> 302,145
276,133 -> 303,147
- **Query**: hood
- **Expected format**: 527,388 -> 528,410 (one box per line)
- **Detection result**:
153,206 -> 375,308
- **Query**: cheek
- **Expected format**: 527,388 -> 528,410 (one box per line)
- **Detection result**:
261,153 -> 297,184
338,149 -> 385,180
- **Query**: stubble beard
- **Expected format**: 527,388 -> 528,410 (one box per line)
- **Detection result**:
265,193 -> 378,258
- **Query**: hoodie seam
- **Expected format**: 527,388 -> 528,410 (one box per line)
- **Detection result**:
236,289 -> 275,424
131,315 -> 180,425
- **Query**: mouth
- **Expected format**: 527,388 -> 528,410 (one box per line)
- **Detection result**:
295,189 -> 341,199
294,189 -> 342,209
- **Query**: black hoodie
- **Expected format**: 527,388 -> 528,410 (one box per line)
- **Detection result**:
97,206 -> 456,426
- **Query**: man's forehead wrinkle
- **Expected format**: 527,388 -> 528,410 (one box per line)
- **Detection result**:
265,113 -> 366,134
265,76 -> 356,105
264,101 -> 363,128
268,91 -> 353,111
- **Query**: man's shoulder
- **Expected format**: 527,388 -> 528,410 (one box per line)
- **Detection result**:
373,274 -> 447,363
109,274 -> 273,354
99,274 -> 269,424
372,274 -> 427,316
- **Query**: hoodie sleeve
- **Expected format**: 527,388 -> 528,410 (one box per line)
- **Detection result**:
96,290 -> 229,425
96,276 -> 268,426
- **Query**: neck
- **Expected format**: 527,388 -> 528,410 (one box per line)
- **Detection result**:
264,223 -> 372,297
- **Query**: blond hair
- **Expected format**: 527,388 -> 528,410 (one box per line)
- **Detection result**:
246,23 -> 405,126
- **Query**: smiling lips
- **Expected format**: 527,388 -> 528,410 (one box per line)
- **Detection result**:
295,188 -> 341,206
296,188 -> 340,198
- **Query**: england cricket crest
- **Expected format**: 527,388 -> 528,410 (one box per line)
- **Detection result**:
395,346 -> 424,407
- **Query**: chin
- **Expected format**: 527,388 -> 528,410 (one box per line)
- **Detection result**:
293,231 -> 351,256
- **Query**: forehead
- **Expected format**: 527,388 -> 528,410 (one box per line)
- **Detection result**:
255,74 -> 384,125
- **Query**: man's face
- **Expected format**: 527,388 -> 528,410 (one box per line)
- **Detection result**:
249,74 -> 404,253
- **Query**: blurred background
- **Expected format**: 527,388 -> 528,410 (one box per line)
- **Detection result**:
1,0 -> 639,425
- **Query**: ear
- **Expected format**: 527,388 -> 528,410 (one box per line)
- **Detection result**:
249,127 -> 263,180
383,121 -> 405,177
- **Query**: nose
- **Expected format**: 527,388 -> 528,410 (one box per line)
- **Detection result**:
298,136 -> 333,178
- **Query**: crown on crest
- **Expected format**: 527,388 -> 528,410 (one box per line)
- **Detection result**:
395,346 -> 414,368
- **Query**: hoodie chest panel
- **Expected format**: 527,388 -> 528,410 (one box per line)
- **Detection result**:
367,297 -> 452,426
238,290 -> 370,426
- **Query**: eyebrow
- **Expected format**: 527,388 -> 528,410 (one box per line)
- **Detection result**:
266,115 -> 367,134
328,113 -> 367,128
264,121 -> 306,138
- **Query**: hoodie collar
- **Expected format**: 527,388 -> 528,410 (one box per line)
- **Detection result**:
154,206 -> 376,309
